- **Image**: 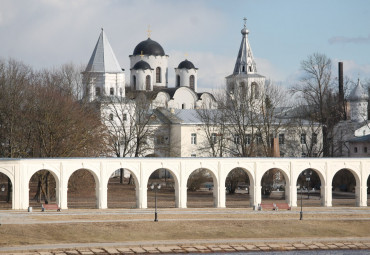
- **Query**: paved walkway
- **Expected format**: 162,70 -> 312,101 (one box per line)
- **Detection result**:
1,237 -> 370,254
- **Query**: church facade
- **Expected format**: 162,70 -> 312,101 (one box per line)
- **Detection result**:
82,21 -> 322,158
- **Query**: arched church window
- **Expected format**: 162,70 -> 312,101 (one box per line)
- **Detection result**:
242,66 -> 245,72
146,75 -> 151,90
176,75 -> 180,87
182,103 -> 186,109
249,66 -> 252,72
109,113 -> 114,121
133,75 -> 137,90
189,75 -> 195,90
239,82 -> 246,96
156,67 -> 161,83
95,87 -> 101,97
251,82 -> 259,99
110,87 -> 114,96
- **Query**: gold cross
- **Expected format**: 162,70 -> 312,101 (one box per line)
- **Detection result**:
140,51 -> 144,58
243,17 -> 247,27
147,25 -> 152,38
185,53 -> 188,59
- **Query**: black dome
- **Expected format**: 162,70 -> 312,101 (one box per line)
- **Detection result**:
132,60 -> 152,70
178,59 -> 196,69
133,38 -> 165,56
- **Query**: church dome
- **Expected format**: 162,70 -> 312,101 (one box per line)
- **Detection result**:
349,79 -> 368,101
178,59 -> 196,69
133,38 -> 165,56
132,60 -> 152,70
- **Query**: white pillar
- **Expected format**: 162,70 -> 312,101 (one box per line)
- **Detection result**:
357,185 -> 367,207
291,184 -> 297,207
60,165 -> 68,210
254,184 -> 262,206
249,183 -> 255,207
178,184 -> 187,208
323,185 -> 332,207
218,182 -> 226,208
137,186 -> 147,209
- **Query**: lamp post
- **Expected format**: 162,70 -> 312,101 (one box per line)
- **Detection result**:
304,170 -> 312,199
300,182 -> 303,220
150,183 -> 161,222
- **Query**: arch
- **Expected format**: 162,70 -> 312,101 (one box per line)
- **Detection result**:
296,168 -> 325,207
156,67 -> 161,83
331,168 -> 359,207
176,75 -> 180,87
147,168 -> 177,208
106,167 -> 139,209
224,167 -> 254,208
189,75 -> 195,90
144,167 -> 180,208
110,87 -> 114,96
186,168 -> 219,208
146,75 -> 151,90
28,169 -> 58,209
260,168 -> 290,204
67,168 -> 99,209
0,171 -> 13,209
133,75 -> 137,90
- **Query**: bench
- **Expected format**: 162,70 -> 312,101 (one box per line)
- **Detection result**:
275,203 -> 291,210
41,203 -> 61,212
260,203 -> 277,211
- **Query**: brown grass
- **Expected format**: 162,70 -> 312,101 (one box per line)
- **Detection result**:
0,219 -> 369,247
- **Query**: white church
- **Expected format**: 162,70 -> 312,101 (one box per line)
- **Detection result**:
81,20 -> 323,158
83,28 -> 217,110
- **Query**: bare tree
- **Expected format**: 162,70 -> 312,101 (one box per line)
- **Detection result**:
291,53 -> 342,156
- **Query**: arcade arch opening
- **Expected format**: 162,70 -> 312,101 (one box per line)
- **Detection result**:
28,170 -> 57,210
107,168 -> 137,208
187,168 -> 217,208
68,169 -> 98,209
0,172 -> 12,209
147,168 -> 176,208
225,168 -> 251,208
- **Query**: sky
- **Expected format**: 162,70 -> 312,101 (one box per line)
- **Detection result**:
1,0 -> 369,92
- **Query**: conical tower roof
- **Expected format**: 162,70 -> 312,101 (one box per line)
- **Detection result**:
349,78 -> 368,101
233,18 -> 257,75
85,29 -> 123,73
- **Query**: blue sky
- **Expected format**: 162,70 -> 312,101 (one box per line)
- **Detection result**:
0,0 -> 369,91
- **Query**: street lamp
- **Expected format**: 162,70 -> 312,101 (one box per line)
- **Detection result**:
150,183 -> 161,222
304,170 -> 312,199
300,170 -> 312,220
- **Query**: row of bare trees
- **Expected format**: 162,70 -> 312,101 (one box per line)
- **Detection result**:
0,58 -> 110,202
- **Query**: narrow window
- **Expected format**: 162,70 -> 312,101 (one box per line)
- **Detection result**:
279,134 -> 285,145
312,133 -> 317,144
156,136 -> 164,145
110,87 -> 114,96
245,134 -> 251,145
156,67 -> 161,83
191,153 -> 196,157
242,66 -> 245,72
182,103 -> 185,109
109,113 -> 113,121
364,147 -> 368,153
249,66 -> 252,72
256,134 -> 262,144
211,133 -> 217,144
95,87 -> 101,97
234,134 -> 240,145
189,75 -> 195,90
251,82 -> 259,99
176,75 -> 180,87
133,75 -> 137,90
119,88 -> 123,96
123,113 -> 127,121
300,134 -> 306,144
191,133 -> 197,145
146,75 -> 151,90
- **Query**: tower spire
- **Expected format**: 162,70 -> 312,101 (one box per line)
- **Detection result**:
233,17 -> 256,74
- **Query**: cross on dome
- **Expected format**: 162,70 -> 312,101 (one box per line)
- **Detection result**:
243,17 -> 247,28
147,25 -> 152,38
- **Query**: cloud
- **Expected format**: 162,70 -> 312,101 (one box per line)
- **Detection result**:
328,34 -> 370,44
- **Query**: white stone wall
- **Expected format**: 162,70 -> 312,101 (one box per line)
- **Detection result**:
130,55 -> 168,88
168,87 -> 198,109
83,72 -> 125,101
175,68 -> 197,92
1,157 -> 369,210
130,69 -> 153,91
350,101 -> 368,122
